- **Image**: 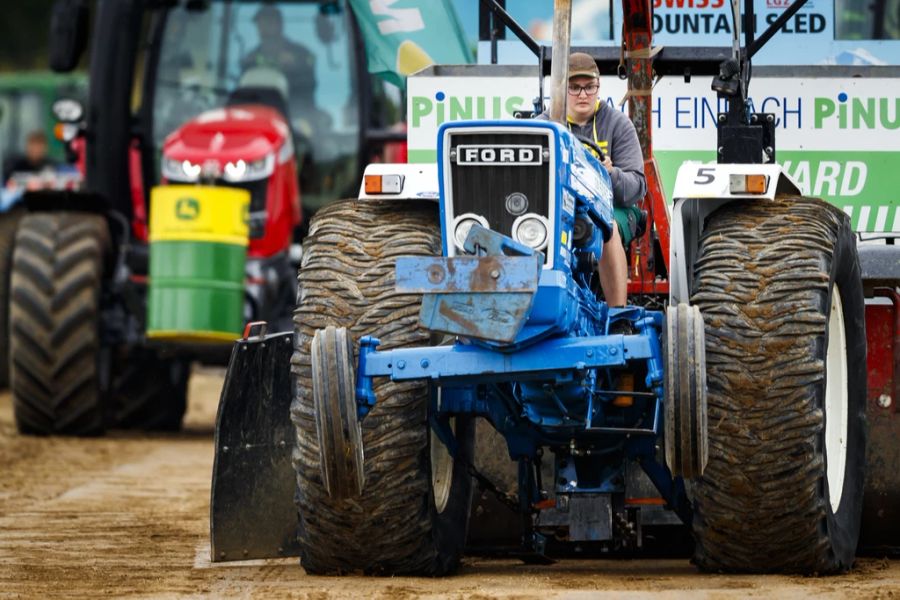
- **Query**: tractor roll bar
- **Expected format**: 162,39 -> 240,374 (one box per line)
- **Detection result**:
478,0 -> 810,82
480,0 -> 540,57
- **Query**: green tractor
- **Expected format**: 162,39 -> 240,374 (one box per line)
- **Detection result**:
0,71 -> 87,388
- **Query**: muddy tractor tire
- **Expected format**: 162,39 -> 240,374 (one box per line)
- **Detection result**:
0,206 -> 25,387
291,199 -> 475,576
310,325 -> 365,500
690,197 -> 866,573
111,349 -> 190,431
664,303 -> 708,480
10,212 -> 109,436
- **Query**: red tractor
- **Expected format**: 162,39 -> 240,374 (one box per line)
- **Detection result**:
159,104 -> 301,330
10,0 -> 406,435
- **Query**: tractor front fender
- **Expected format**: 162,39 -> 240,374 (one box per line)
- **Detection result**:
668,162 -> 801,304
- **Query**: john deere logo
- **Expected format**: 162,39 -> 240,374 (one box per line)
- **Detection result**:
175,197 -> 200,220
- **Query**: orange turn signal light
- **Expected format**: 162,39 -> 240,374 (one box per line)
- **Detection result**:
54,123 -> 78,142
364,174 -> 382,194
746,174 -> 767,193
729,173 -> 768,194
364,174 -> 404,195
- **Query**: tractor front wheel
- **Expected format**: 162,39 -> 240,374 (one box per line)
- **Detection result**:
664,303 -> 708,480
310,325 -> 364,500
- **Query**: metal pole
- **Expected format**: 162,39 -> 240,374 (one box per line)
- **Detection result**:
730,0 -> 745,100
746,0 -> 809,58
480,0 -> 538,57
730,0 -> 742,62
744,0 -> 755,51
549,0 -> 572,124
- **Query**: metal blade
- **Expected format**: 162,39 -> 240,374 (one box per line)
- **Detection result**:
210,330 -> 301,562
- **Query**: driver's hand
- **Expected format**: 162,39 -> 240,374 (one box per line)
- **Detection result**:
601,155 -> 613,171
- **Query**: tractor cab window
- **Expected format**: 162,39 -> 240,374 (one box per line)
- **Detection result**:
0,75 -> 87,171
152,0 -> 360,208
0,92 -> 43,174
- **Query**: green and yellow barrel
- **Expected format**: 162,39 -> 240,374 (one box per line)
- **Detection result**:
147,185 -> 250,344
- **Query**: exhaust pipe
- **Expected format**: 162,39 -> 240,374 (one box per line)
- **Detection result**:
548,0 -> 573,125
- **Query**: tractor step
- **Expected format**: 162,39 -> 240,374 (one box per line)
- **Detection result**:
210,330 -> 300,562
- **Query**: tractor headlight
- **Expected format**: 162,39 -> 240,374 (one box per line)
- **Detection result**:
161,157 -> 201,182
224,154 -> 275,183
452,213 -> 489,252
512,213 -> 549,251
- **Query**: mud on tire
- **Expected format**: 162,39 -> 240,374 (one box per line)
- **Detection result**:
290,199 -> 474,575
690,197 -> 866,573
10,212 -> 109,436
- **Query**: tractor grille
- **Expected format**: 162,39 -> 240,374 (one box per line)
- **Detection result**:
446,131 -> 551,243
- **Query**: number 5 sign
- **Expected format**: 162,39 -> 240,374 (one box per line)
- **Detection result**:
672,162 -> 801,201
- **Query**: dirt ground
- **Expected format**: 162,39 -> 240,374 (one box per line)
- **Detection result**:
0,369 -> 898,599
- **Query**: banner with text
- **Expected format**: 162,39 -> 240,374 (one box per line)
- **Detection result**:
407,71 -> 900,232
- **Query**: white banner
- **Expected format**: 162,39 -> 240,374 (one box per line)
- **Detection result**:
406,69 -> 900,232
408,72 -> 900,156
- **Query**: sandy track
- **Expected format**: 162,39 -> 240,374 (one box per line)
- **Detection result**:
0,369 -> 898,599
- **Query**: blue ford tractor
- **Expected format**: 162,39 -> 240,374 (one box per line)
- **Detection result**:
210,0 -> 868,576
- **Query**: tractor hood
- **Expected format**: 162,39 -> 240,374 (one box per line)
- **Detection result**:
162,106 -> 290,166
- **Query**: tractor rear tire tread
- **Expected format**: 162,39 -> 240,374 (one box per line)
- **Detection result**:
690,197 -> 866,574
291,199 -> 472,576
0,207 -> 25,387
10,212 -> 109,436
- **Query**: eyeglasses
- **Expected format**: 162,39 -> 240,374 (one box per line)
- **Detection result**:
567,83 -> 599,96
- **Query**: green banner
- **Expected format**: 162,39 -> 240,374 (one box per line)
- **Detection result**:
656,150 -> 900,233
348,0 -> 473,89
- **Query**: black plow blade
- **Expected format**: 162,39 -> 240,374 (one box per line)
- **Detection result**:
210,330 -> 301,562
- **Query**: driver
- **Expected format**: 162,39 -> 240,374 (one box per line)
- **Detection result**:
541,52 -> 647,309
3,130 -> 56,185
240,5 -> 316,101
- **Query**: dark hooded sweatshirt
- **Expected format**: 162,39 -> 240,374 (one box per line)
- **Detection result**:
540,102 -> 647,208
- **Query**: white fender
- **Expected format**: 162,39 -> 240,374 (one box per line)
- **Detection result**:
357,163 -> 439,201
669,162 -> 802,305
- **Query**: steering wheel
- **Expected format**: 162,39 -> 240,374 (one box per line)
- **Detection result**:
574,134 -> 606,162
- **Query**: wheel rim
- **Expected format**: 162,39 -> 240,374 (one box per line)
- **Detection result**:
430,399 -> 454,514
825,285 -> 849,513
